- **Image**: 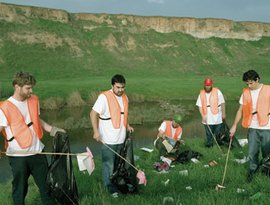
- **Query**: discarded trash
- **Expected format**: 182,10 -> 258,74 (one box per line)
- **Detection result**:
134,155 -> 140,161
208,160 -> 218,167
204,164 -> 210,168
163,196 -> 174,204
154,162 -> 170,172
249,192 -> 262,200
236,188 -> 245,193
160,156 -> 172,166
76,147 -> 95,175
140,147 -> 154,152
179,170 -> 188,176
191,158 -> 200,163
162,179 -> 170,186
234,156 -> 249,164
185,186 -> 192,190
238,139 -> 248,147
136,170 -> 147,186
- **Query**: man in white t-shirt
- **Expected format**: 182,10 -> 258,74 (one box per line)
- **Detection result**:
90,74 -> 134,198
230,70 -> 270,182
0,71 -> 65,205
196,78 -> 226,147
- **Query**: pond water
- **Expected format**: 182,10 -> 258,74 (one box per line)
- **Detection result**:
0,100 -> 246,183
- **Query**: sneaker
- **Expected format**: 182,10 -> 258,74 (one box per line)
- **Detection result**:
111,192 -> 119,198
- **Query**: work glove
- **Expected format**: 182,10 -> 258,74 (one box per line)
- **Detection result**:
50,126 -> 66,137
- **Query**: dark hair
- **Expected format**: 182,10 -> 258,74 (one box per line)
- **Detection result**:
12,71 -> 36,87
111,74 -> 126,85
242,70 -> 260,82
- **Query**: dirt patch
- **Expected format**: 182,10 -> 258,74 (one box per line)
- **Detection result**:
101,33 -> 118,49
66,91 -> 86,107
64,37 -> 83,56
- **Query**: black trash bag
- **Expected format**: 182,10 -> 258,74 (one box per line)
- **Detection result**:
46,132 -> 79,205
110,132 -> 137,194
261,154 -> 270,177
176,150 -> 203,164
216,122 -> 241,148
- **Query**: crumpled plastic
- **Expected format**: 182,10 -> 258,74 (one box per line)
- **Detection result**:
136,170 -> 147,186
153,162 -> 170,172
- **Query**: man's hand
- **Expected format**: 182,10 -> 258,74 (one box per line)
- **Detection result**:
50,126 -> 66,137
202,115 -> 207,124
127,124 -> 134,133
93,131 -> 101,142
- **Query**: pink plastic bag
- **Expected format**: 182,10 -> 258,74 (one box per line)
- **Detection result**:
136,170 -> 147,186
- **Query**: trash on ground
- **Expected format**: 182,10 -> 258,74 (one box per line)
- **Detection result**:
179,170 -> 188,176
208,160 -> 218,167
238,139 -> 248,147
136,170 -> 147,186
191,158 -> 200,163
140,147 -> 154,152
234,156 -> 249,164
163,196 -> 174,204
153,162 -> 170,172
185,186 -> 192,190
236,188 -> 245,193
160,156 -> 172,166
76,147 -> 95,175
162,179 -> 170,186
204,164 -> 210,168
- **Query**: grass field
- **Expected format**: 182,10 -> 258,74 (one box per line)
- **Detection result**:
0,137 -> 269,205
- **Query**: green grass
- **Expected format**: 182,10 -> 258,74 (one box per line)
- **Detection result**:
1,137 -> 270,205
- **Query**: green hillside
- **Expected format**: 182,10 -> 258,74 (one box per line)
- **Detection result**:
1,3 -> 270,102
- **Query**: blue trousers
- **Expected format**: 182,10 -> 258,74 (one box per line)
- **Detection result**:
204,123 -> 223,147
101,143 -> 124,194
247,128 -> 270,172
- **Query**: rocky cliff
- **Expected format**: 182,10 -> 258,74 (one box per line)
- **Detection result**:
1,2 -> 270,41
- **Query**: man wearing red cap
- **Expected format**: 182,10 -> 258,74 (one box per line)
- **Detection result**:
196,78 -> 226,147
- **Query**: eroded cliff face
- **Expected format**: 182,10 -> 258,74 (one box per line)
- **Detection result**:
1,2 -> 270,41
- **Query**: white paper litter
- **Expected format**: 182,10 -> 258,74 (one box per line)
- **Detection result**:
140,147 -> 154,152
238,139 -> 248,147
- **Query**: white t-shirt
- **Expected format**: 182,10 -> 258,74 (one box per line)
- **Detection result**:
239,84 -> 270,129
0,97 -> 44,156
158,121 -> 182,140
196,89 -> 225,125
92,90 -> 126,144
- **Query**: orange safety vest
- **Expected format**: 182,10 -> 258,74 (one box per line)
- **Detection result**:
163,120 -> 182,140
200,87 -> 219,115
242,85 -> 270,128
0,95 -> 43,149
101,90 -> 128,129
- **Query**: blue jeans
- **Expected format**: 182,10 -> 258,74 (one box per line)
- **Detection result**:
101,143 -> 124,194
204,123 -> 223,147
247,128 -> 270,172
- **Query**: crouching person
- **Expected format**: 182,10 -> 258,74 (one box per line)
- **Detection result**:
0,71 -> 65,205
154,115 -> 184,159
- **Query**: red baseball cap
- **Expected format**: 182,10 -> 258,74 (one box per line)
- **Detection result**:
204,78 -> 213,86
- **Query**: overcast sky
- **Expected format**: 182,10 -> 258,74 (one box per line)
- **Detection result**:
1,0 -> 270,23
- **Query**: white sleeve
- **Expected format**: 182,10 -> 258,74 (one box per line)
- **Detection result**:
218,90 -> 225,104
158,122 -> 166,133
92,94 -> 106,115
239,94 -> 243,105
0,110 -> 8,127
196,95 -> 202,107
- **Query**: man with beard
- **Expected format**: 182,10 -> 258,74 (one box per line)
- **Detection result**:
230,70 -> 270,182
90,74 -> 134,198
0,71 -> 65,205
196,78 -> 226,147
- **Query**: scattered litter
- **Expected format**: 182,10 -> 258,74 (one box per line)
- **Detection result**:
204,164 -> 210,168
234,156 -> 249,164
238,139 -> 248,147
191,158 -> 200,163
76,147 -> 95,175
208,160 -> 218,167
163,196 -> 174,204
162,179 -> 170,186
236,188 -> 245,193
179,170 -> 188,176
154,162 -> 170,172
140,147 -> 154,152
136,170 -> 147,186
185,186 -> 192,190
249,192 -> 262,200
134,155 -> 140,161
160,156 -> 172,166
215,184 -> 225,191
170,165 -> 175,168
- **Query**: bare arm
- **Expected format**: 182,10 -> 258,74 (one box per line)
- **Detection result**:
90,109 -> 101,142
229,105 -> 243,138
40,119 -> 53,133
198,107 -> 207,123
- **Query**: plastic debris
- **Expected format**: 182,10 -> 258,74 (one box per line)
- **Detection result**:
234,156 -> 249,164
236,188 -> 245,193
191,158 -> 200,163
185,186 -> 192,190
238,139 -> 248,147
140,147 -> 154,152
136,170 -> 147,186
208,160 -> 218,167
163,196 -> 174,204
179,170 -> 188,176
160,156 -> 172,166
204,164 -> 210,168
